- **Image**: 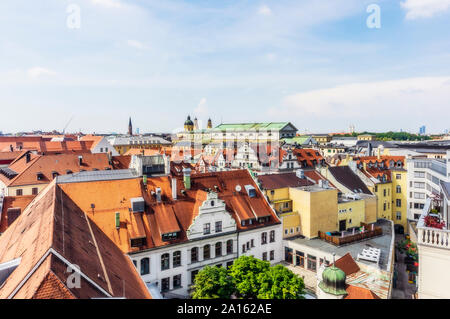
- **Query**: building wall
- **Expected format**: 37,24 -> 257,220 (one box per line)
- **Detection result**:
130,223 -> 283,298
391,169 -> 408,229
418,244 -> 450,298
368,183 -> 392,221
5,183 -> 48,196
337,199 -> 365,230
364,195 -> 378,224
290,188 -> 338,238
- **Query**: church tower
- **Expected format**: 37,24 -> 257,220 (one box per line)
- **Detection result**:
128,117 -> 133,136
194,117 -> 199,130
207,118 -> 212,129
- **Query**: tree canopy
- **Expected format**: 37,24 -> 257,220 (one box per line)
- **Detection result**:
191,266 -> 235,299
192,256 -> 305,299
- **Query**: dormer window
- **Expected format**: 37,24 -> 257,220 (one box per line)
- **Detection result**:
52,171 -> 59,179
36,172 -> 44,180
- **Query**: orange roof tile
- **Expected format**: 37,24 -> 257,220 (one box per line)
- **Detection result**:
0,182 -> 151,299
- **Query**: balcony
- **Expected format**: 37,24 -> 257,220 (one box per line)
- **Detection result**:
318,223 -> 382,246
417,198 -> 450,249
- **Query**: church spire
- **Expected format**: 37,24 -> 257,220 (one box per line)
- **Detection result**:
128,117 -> 133,136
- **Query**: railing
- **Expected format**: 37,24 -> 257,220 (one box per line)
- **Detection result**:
417,198 -> 450,249
318,223 -> 382,246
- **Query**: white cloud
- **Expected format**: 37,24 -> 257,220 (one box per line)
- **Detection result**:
194,98 -> 208,117
258,5 -> 272,16
90,0 -> 123,9
27,67 -> 56,79
269,76 -> 450,125
127,40 -> 145,49
401,0 -> 450,19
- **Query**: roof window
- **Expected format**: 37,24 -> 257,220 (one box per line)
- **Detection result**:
0,258 -> 21,288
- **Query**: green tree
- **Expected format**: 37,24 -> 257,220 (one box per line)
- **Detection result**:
228,255 -> 270,298
191,266 -> 235,299
256,265 -> 305,299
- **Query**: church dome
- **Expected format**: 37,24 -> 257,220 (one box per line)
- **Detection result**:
318,265 -> 347,296
184,116 -> 194,126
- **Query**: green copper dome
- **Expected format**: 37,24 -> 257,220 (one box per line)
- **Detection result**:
184,116 -> 194,126
318,265 -> 347,296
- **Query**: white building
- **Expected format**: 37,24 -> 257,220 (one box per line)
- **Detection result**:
406,150 -> 450,221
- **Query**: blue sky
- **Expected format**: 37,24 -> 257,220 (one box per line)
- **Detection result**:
1,0 -> 450,134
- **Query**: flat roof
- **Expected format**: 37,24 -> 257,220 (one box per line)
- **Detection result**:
286,219 -> 393,271
56,169 -> 139,184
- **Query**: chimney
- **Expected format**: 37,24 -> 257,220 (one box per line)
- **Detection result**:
172,178 -> 177,200
78,155 -> 83,166
377,148 -> 381,160
182,167 -> 191,190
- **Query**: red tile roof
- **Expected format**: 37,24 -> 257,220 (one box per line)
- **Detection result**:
0,182 -> 151,299
332,253 -> 360,276
58,170 -> 280,254
345,285 -> 380,299
0,153 -> 113,187
0,195 -> 36,233
293,148 -> 325,168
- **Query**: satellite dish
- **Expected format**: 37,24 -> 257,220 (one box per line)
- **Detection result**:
235,185 -> 242,192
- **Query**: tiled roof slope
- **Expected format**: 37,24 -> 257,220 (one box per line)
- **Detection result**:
0,195 -> 36,233
328,166 -> 372,195
0,182 -> 151,299
58,170 -> 281,254
257,172 -> 314,190
0,153 -> 112,187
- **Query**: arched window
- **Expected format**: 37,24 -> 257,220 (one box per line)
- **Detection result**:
191,247 -> 199,263
204,245 -> 210,260
140,257 -> 150,275
215,242 -> 222,257
226,240 -> 233,254
161,253 -> 170,271
173,251 -> 181,267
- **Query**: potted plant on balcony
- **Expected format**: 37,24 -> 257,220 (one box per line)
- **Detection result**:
424,215 -> 445,229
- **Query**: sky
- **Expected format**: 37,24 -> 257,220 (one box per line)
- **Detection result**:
1,0 -> 450,135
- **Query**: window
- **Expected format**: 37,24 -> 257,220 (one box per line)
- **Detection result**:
203,245 -> 210,259
396,199 -> 402,207
140,258 -> 150,275
396,186 -> 401,193
161,253 -> 170,271
226,240 -> 233,254
285,247 -> 293,263
191,270 -> 199,285
383,203 -> 386,211
251,239 -> 254,247
173,251 -> 181,267
242,244 -> 246,253
16,189 -> 23,196
32,188 -> 38,195
270,250 -> 274,261
173,274 -> 182,289
215,242 -> 222,257
246,242 -> 250,250
261,232 -> 267,245
374,185 -> 378,192
307,255 -> 317,272
191,247 -> 198,263
396,174 -> 401,180
396,212 -> 402,220
161,278 -> 170,292
133,260 -> 137,268
383,189 -> 386,197
203,223 -> 211,235
269,230 -> 275,243
262,252 -> 267,261
284,229 -> 288,235
215,221 -> 222,233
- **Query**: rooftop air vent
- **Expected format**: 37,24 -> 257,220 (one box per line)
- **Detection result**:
130,197 -> 145,213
